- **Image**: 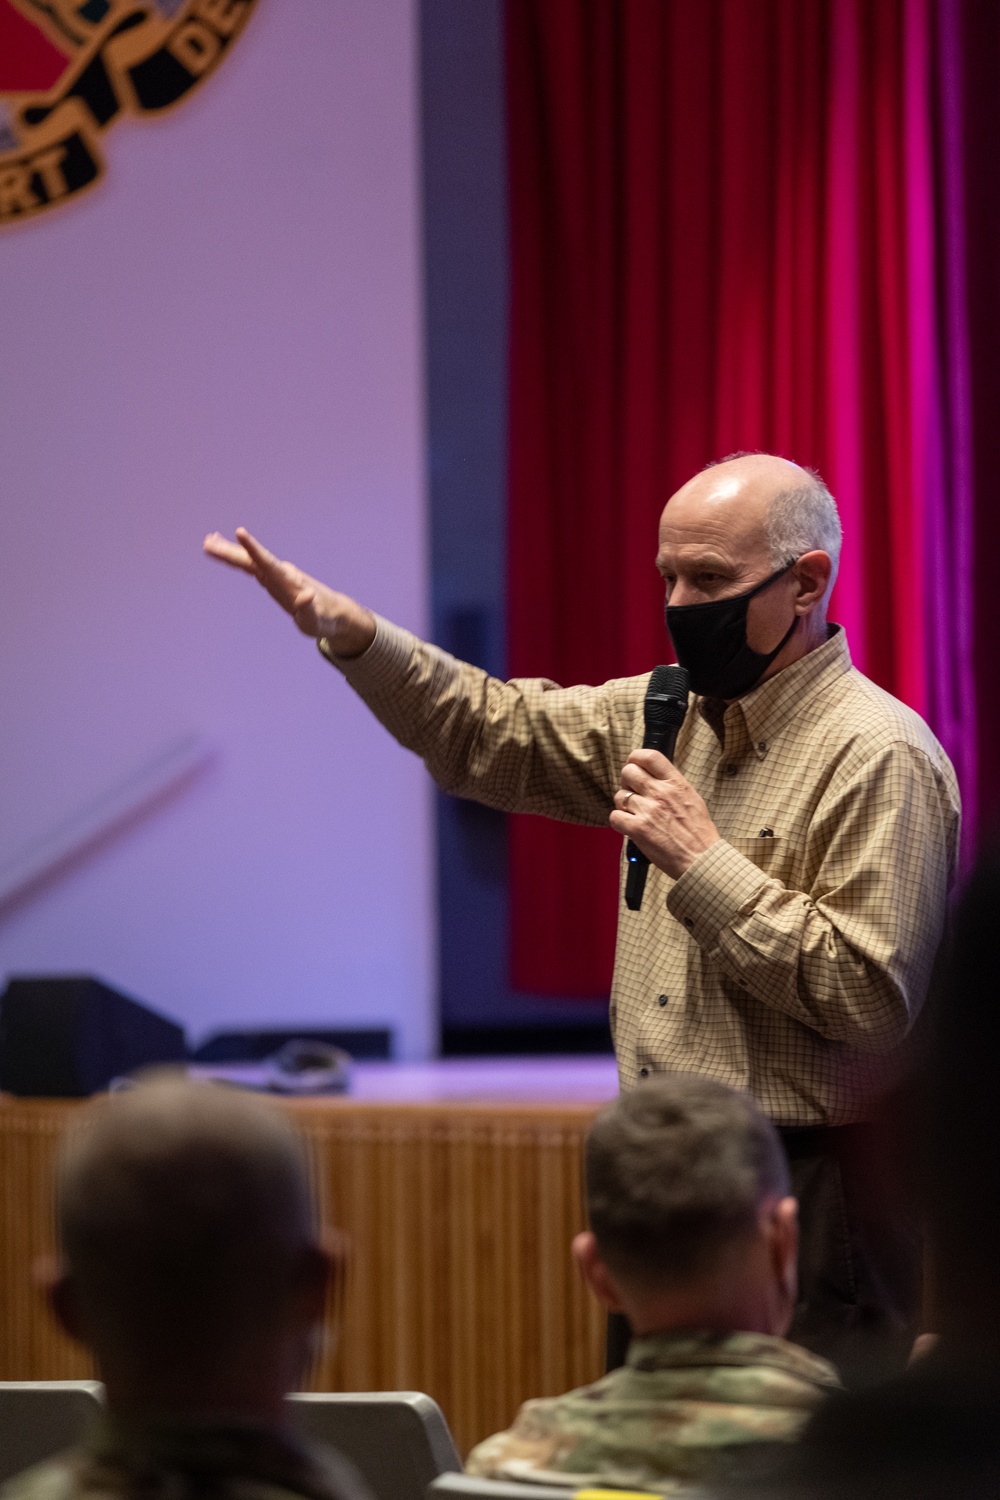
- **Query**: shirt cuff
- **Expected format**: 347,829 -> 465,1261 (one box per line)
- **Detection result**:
317,615 -> 416,686
666,839 -> 770,948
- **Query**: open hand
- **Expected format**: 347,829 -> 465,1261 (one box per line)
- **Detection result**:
609,748 -> 720,881
203,528 -> 376,658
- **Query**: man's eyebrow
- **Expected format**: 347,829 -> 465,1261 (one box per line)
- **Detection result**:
657,553 -> 733,575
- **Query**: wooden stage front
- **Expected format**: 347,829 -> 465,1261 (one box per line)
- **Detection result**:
0,1058 -> 619,1457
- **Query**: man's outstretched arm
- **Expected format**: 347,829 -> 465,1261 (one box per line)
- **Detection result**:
203,528 -> 376,658
203,529 -> 637,824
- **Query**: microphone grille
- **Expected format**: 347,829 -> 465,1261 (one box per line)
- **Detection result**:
648,664 -> 689,699
645,664 -> 690,730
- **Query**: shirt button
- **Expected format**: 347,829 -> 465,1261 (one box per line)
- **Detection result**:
757,741 -> 768,755
724,763 -> 738,777
683,917 -> 694,929
639,1066 -> 650,1078
658,993 -> 668,1007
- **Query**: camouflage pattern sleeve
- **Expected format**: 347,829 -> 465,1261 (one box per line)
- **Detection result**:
465,1397 -> 584,1483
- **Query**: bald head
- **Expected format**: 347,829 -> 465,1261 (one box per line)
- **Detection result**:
660,453 -> 841,590
672,452 -> 804,530
56,1075 -> 319,1377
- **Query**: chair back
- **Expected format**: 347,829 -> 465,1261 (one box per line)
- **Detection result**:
0,1381 -> 104,1485
289,1391 -> 460,1500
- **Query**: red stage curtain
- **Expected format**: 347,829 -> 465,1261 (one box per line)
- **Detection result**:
960,0 -> 1000,833
505,0 -> 981,995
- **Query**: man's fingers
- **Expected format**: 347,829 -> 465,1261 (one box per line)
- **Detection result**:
614,749 -> 688,817
620,762 -> 649,795
618,759 -> 662,803
627,747 -> 678,780
204,530 -> 372,650
226,527 -> 314,613
615,782 -> 644,810
202,529 -> 289,588
234,527 -> 283,573
203,532 -> 257,574
609,806 -> 654,849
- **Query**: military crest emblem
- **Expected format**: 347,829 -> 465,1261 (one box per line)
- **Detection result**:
0,0 -> 257,227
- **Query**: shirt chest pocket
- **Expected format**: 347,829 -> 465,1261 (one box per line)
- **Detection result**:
729,835 -> 789,882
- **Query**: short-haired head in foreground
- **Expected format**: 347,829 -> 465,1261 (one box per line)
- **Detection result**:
50,1072 -> 330,1421
574,1076 -> 797,1340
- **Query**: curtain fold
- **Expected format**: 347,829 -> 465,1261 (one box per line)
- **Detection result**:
506,0 -> 979,996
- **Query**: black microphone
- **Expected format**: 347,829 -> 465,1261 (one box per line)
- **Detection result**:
624,664 -> 690,912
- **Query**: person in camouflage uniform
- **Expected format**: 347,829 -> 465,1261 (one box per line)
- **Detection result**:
1,1075 -> 370,1500
466,1076 -> 840,1492
2,1416 -> 368,1500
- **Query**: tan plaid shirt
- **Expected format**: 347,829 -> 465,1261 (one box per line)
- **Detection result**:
323,622 -> 960,1126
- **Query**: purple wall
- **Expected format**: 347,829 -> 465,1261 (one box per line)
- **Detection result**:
0,0 -> 434,1056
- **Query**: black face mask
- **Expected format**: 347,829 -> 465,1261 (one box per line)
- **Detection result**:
665,563 -> 799,699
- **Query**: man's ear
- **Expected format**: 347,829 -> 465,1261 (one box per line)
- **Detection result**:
572,1231 -> 627,1314
36,1258 -> 85,1345
768,1197 -> 799,1304
294,1241 -> 333,1328
791,551 -> 832,614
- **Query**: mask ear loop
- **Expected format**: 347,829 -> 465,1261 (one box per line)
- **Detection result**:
744,559 -> 797,601
768,610 -> 799,660
749,559 -> 799,656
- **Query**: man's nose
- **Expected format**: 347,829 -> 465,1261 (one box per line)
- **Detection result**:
667,580 -> 701,608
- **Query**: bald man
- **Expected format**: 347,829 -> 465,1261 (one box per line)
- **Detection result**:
205,453 -> 960,1381
10,1076 -> 369,1500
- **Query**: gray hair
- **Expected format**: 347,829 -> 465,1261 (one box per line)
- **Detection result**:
766,472 -> 842,583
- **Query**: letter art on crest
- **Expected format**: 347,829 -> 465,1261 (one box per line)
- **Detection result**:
0,0 -> 257,227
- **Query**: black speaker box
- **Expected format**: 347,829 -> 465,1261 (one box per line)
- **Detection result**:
0,976 -> 187,1097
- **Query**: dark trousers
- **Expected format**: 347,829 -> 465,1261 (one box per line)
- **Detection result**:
782,1122 -> 923,1385
606,1120 -> 923,1388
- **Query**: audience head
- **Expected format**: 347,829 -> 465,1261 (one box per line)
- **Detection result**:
49,1071 -> 330,1420
574,1074 -> 797,1338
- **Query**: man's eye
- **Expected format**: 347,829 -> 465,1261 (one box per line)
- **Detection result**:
699,573 -> 719,585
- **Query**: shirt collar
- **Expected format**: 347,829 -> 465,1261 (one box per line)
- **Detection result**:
698,624 -> 851,750
625,1329 -> 840,1387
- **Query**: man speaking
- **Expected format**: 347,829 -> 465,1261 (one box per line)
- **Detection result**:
205,452 -> 959,1381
